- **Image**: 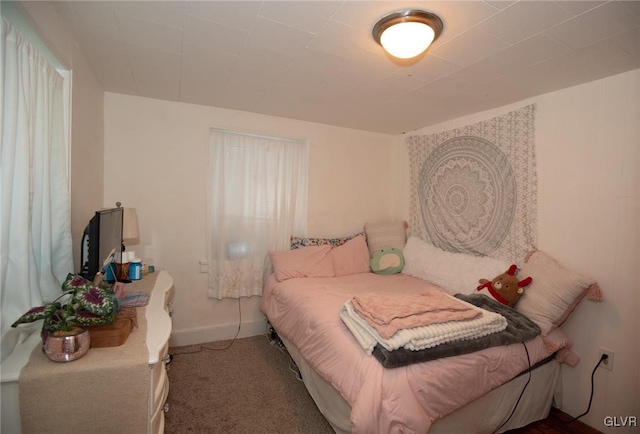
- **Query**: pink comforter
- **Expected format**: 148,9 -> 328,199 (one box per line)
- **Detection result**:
260,272 -> 565,434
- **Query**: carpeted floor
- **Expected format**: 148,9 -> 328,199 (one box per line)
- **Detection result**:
165,335 -> 594,434
165,335 -> 334,434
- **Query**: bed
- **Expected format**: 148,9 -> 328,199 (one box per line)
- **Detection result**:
260,233 -> 599,434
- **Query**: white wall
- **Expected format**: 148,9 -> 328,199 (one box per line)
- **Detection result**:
394,69 -> 640,433
103,93 -> 396,346
15,1 -> 105,270
12,2 -> 639,430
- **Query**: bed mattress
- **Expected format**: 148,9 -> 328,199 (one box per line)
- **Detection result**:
281,334 -> 560,434
260,272 -> 568,433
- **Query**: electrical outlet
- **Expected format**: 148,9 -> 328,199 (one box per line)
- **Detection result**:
599,348 -> 614,371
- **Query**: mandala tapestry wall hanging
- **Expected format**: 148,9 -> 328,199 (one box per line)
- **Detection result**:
406,105 -> 537,263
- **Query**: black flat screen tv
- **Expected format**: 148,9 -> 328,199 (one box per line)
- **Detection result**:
80,207 -> 123,280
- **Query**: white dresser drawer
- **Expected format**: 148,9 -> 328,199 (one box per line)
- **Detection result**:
152,361 -> 169,408
149,371 -> 169,434
145,271 -> 174,434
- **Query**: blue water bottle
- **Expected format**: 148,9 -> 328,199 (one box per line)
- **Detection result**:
129,259 -> 142,280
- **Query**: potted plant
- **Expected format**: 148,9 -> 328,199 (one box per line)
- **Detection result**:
11,273 -> 119,362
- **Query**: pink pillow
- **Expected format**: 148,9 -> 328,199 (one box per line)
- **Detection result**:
516,250 -> 601,335
328,234 -> 371,277
269,245 -> 335,282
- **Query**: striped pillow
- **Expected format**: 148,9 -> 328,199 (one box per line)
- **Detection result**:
364,221 -> 407,257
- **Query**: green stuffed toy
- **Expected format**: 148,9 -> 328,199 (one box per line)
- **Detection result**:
370,247 -> 404,275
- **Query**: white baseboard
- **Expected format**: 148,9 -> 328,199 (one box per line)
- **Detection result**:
169,317 -> 268,347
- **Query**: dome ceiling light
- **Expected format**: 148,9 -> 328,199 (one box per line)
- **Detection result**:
372,10 -> 444,59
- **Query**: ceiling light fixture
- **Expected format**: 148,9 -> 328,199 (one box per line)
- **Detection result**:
372,10 -> 443,59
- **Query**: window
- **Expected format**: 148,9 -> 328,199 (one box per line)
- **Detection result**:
1,15 -> 73,361
207,129 -> 308,299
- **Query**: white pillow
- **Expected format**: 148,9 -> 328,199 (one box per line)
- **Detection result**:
401,236 -> 512,295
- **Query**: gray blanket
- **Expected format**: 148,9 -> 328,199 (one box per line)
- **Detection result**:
372,294 -> 541,369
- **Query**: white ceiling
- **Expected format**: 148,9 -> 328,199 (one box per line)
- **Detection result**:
50,0 -> 640,134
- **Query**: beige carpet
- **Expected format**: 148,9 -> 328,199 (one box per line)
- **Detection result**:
166,335 -> 335,434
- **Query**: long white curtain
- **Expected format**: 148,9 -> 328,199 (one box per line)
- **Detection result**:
207,129 -> 307,299
1,18 -> 74,361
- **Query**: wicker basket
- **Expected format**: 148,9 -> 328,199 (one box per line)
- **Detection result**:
86,307 -> 137,348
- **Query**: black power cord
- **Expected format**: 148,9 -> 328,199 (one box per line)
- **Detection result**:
495,342 -> 532,433
169,298 -> 242,357
560,353 -> 608,423
265,325 -> 303,381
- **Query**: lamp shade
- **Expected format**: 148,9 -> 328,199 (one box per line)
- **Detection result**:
373,10 -> 443,59
122,208 -> 140,246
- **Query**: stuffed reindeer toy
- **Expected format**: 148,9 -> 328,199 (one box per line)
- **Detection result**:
476,265 -> 532,307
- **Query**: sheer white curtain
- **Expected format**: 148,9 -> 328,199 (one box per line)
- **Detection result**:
1,18 -> 73,361
207,129 -> 307,299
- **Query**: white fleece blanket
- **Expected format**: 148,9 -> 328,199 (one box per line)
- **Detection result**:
340,298 -> 507,354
